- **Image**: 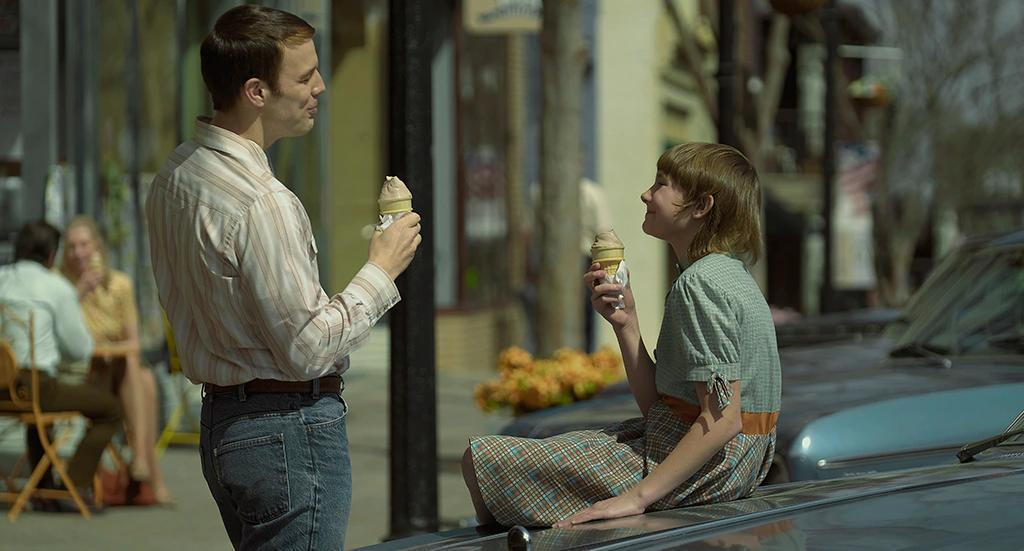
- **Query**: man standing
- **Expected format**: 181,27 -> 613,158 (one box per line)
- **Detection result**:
0,222 -> 121,501
146,5 -> 421,549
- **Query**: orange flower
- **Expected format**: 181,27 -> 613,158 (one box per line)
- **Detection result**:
476,345 -> 626,414
497,346 -> 534,374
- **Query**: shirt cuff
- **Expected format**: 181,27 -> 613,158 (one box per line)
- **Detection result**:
685,364 -> 740,410
348,261 -> 401,319
684,363 -> 742,384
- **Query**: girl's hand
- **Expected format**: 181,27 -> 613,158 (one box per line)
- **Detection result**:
584,263 -> 637,331
552,492 -> 646,528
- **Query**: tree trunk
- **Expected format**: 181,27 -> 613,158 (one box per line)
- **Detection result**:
538,0 -> 584,355
888,236 -> 915,305
756,15 -> 791,159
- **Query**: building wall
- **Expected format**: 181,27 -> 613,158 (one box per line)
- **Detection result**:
595,0 -> 668,351
327,0 -> 387,293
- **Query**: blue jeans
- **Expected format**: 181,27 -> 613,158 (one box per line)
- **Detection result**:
200,387 -> 351,550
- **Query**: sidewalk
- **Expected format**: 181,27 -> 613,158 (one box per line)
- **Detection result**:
1,328 -> 512,550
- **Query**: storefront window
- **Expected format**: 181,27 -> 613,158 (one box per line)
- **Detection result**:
457,31 -> 511,307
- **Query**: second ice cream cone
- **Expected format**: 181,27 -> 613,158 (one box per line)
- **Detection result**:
591,230 -> 625,277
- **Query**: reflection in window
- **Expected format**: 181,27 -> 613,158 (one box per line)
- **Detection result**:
457,32 -> 511,307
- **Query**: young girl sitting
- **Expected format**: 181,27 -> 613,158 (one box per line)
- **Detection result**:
462,142 -> 781,527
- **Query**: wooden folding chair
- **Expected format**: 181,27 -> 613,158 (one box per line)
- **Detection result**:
0,306 -> 92,521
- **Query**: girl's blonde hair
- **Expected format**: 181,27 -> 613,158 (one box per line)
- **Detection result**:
657,142 -> 763,264
60,215 -> 111,286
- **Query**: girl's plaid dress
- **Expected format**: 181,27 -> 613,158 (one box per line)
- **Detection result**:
470,254 -> 782,527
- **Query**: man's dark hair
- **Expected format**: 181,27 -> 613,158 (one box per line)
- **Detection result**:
200,5 -> 315,111
14,221 -> 61,265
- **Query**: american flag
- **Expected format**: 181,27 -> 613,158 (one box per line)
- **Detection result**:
838,143 -> 880,216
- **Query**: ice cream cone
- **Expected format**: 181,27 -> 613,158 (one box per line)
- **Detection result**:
591,230 -> 625,276
378,175 -> 413,215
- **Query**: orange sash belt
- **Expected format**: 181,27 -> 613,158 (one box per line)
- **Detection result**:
661,395 -> 778,435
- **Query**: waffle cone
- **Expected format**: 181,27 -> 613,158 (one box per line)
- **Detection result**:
378,198 -> 413,215
602,260 -> 623,277
592,247 -> 624,263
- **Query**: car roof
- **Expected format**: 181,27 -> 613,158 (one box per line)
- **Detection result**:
363,459 -> 1024,550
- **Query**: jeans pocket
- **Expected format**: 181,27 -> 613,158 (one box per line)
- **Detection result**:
302,395 -> 349,430
214,433 -> 291,524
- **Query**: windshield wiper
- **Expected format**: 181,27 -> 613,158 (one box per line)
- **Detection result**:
889,342 -> 953,368
958,428 -> 1024,463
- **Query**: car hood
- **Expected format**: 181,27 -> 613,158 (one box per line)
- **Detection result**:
775,337 -> 1024,447
360,455 -> 1024,550
500,337 -> 1024,444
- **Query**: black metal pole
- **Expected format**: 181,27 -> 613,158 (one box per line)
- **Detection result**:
387,0 -> 439,539
717,0 -> 737,148
175,0 -> 186,144
80,0 -> 99,220
821,0 -> 838,312
127,0 -> 146,312
66,0 -> 83,215
19,0 -> 57,222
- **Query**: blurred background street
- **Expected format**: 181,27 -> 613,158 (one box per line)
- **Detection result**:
1,0 -> 1023,548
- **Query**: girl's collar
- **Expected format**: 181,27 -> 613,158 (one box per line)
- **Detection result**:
676,252 -> 741,273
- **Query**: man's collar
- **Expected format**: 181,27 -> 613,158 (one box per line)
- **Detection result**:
193,117 -> 272,172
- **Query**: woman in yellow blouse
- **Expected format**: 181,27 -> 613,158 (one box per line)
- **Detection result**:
61,216 -> 172,504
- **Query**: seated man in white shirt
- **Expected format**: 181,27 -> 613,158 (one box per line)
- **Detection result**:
0,221 -> 122,500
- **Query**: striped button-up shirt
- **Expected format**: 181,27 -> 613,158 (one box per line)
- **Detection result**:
146,118 -> 399,385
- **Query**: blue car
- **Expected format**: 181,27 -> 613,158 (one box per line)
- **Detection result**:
362,408 -> 1024,549
500,229 -> 1024,484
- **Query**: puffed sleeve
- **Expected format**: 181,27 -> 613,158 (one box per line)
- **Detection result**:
677,276 -> 741,409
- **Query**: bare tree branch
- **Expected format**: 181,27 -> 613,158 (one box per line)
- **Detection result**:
870,0 -> 1024,305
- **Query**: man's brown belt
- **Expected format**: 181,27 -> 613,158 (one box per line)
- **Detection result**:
206,376 -> 342,396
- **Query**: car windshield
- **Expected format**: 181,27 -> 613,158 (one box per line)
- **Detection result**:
900,243 -> 977,323
894,247 -> 1024,357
